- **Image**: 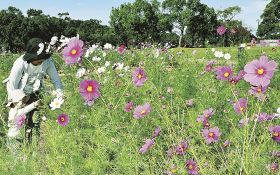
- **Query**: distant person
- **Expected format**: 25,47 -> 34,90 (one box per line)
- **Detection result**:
3,38 -> 64,144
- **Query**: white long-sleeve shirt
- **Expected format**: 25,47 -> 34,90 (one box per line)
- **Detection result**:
5,55 -> 63,100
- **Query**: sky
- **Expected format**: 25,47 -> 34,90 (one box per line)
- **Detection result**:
0,0 -> 270,34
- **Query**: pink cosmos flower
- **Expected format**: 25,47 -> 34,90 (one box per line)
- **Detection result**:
133,103 -> 151,119
238,118 -> 249,128
244,55 -> 277,86
233,98 -> 247,115
197,108 -> 215,122
216,66 -> 233,81
176,141 -> 188,155
223,140 -> 231,148
118,44 -> 126,54
202,127 -> 221,144
79,80 -> 101,105
269,126 -> 280,142
124,101 -> 134,112
230,28 -> 237,34
185,159 -> 199,175
15,114 -> 26,129
57,113 -> 70,126
217,26 -> 226,35
139,139 -> 154,154
62,38 -> 84,65
132,68 -> 147,87
152,127 -> 161,138
205,61 -> 215,72
269,163 -> 279,172
257,112 -> 274,122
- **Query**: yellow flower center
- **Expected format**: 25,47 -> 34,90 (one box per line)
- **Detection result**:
61,117 -> 65,122
138,74 -> 142,79
224,72 -> 230,78
188,165 -> 193,170
273,132 -> 279,137
140,109 -> 146,115
257,68 -> 264,75
208,132 -> 214,137
240,107 -> 244,112
71,49 -> 77,55
205,114 -> 209,118
54,101 -> 59,106
87,85 -> 93,92
257,87 -> 262,93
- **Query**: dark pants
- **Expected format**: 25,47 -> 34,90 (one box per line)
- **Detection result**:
25,93 -> 41,144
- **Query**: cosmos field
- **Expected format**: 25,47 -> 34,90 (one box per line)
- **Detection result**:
0,39 -> 280,174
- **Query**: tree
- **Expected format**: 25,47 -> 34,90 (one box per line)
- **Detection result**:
0,6 -> 25,52
257,0 -> 280,39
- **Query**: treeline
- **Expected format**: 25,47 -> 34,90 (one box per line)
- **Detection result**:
0,0 -> 255,52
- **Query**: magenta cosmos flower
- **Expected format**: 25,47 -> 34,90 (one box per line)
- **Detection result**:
79,80 -> 101,105
197,108 -> 215,122
202,127 -> 221,144
16,114 -> 26,129
152,127 -> 161,138
176,140 -> 188,155
216,66 -> 233,81
57,113 -> 70,126
244,55 -> 277,86
217,25 -> 226,35
205,61 -> 215,72
124,101 -> 134,112
269,126 -> 280,143
185,159 -> 199,175
118,44 -> 126,54
233,98 -> 247,115
62,37 -> 84,65
257,112 -> 274,122
132,68 -> 147,87
133,103 -> 151,119
139,139 -> 154,154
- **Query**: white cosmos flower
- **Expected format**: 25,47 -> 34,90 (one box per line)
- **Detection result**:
103,52 -> 107,57
76,68 -> 86,78
49,97 -> 64,110
42,116 -> 47,121
50,36 -> 58,45
277,107 -> 280,114
214,51 -> 224,58
37,43 -> 44,55
97,67 -> 106,74
105,61 -> 110,67
224,53 -> 231,60
211,48 -> 216,52
92,56 -> 101,62
240,43 -> 246,48
85,44 -> 100,58
116,63 -> 124,70
124,66 -> 129,72
104,43 -> 113,50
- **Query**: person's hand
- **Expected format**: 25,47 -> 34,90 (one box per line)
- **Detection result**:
34,100 -> 41,107
56,89 -> 64,99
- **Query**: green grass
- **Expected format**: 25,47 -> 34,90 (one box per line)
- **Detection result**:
0,46 -> 280,175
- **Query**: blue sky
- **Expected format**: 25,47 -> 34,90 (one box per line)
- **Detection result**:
0,0 -> 269,33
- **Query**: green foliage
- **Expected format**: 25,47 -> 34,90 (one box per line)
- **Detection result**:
0,46 -> 279,174
257,0 -> 280,39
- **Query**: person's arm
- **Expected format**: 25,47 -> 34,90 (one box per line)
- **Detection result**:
46,58 -> 63,96
16,102 -> 37,116
7,58 -> 24,99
